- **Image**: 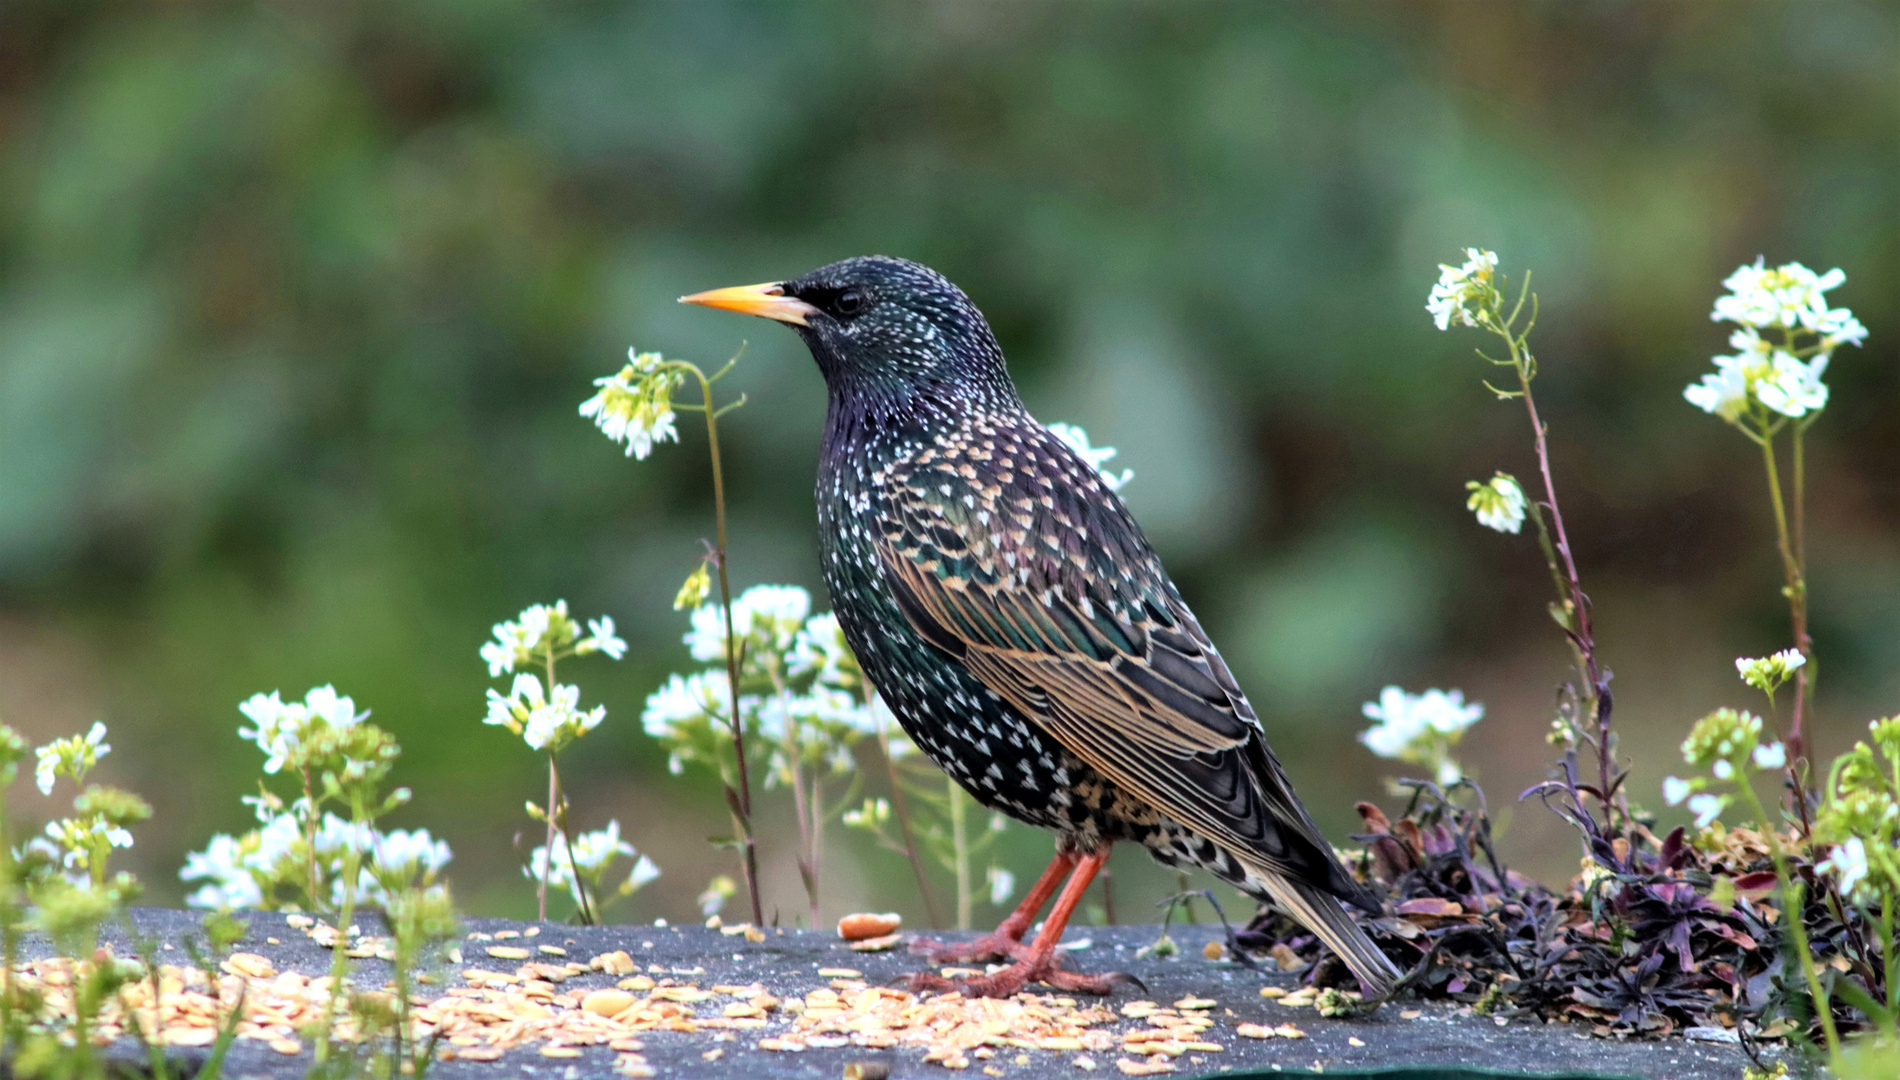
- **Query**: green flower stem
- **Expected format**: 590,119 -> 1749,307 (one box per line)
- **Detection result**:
666,358 -> 764,928
537,645 -> 595,925
538,748 -> 556,921
1735,772 -> 1840,1064
315,793 -> 367,1066
301,766 -> 320,909
547,753 -> 595,925
1756,425 -> 1815,775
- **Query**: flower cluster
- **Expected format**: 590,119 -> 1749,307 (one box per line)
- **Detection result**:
1684,260 -> 1866,425
579,349 -> 683,460
238,686 -> 362,774
1811,717 -> 1900,905
182,809 -> 452,910
1735,648 -> 1806,699
182,685 -> 435,911
481,600 -> 626,678
643,585 -> 882,782
480,601 -> 622,755
1426,248 -> 1500,331
1359,686 -> 1484,786
1047,423 -> 1134,492
1465,473 -> 1526,534
525,820 -> 661,915
1662,707 -> 1785,827
34,722 -> 110,796
486,676 -> 605,754
27,723 -> 150,889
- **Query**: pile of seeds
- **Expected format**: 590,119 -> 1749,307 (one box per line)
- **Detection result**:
756,975 -> 1302,1076
10,916 -> 1351,1076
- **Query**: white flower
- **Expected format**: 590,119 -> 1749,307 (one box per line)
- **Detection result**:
628,854 -> 662,892
43,817 -> 134,870
789,612 -> 857,688
526,821 -> 658,904
1426,248 -> 1498,331
577,616 -> 628,660
580,350 -> 682,460
1686,793 -> 1726,828
181,834 -> 264,910
1735,649 -> 1806,694
372,828 -> 454,883
486,675 -> 604,753
1465,473 -> 1527,534
1047,423 -> 1134,491
1711,759 -> 1733,780
1752,742 -> 1787,771
686,585 -> 810,662
34,722 -> 111,796
481,601 -> 574,676
1711,259 -> 1849,333
1818,837 -> 1870,901
1753,352 -> 1829,418
988,866 -> 1017,907
238,688 -> 362,774
1683,361 -> 1751,421
1360,686 -> 1484,758
1662,777 -> 1692,806
1690,259 -> 1864,424
642,672 -> 731,737
568,821 -> 635,875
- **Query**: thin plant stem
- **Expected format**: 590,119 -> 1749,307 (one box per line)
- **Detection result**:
675,360 -> 765,928
1490,297 -> 1616,833
539,754 -> 556,922
301,766 -> 321,908
1758,429 -> 1814,772
548,754 -> 595,925
315,793 -> 367,1066
1735,774 -> 1839,1064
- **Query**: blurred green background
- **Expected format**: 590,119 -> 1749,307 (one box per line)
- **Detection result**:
1,0 -> 1895,926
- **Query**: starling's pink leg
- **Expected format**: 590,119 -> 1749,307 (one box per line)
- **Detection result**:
910,850 -> 1077,964
909,850 -> 1135,998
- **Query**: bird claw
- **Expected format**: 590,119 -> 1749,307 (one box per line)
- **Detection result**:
904,954 -> 1135,998
907,931 -> 1034,965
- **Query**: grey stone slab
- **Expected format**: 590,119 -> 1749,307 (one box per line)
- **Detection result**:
60,909 -> 1761,1079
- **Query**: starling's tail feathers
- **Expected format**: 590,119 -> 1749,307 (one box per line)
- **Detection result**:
1255,870 -> 1400,1000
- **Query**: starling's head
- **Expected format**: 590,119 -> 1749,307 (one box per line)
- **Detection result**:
681,255 -> 1016,407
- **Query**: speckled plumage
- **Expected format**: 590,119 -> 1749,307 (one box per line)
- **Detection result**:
698,255 -> 1399,996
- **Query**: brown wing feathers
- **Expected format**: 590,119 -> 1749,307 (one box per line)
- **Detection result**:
875,429 -> 1371,908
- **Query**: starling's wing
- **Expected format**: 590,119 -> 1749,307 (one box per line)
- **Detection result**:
873,426 -> 1364,902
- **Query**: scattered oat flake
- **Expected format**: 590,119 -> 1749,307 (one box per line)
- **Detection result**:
816,967 -> 862,978
269,1038 -> 302,1055
1258,987 -> 1286,999
1173,996 -> 1216,1010
538,945 -> 567,956
1074,1055 -> 1097,1070
849,932 -> 903,953
487,946 -> 531,960
540,1045 -> 580,1058
1401,1009 -> 1422,1020
1116,1057 -> 1176,1076
1349,1036 -> 1366,1047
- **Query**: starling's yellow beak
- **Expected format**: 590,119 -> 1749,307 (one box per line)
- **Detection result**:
678,281 -> 817,326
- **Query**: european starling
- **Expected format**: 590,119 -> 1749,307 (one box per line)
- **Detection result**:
682,257 -> 1400,999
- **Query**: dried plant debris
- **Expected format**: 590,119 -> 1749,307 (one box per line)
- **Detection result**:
1238,787 -> 1815,1041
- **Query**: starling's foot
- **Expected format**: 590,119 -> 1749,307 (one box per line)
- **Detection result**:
907,930 -> 1035,965
905,954 -> 1141,999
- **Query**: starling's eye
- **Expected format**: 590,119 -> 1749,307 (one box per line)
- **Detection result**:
833,290 -> 865,318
